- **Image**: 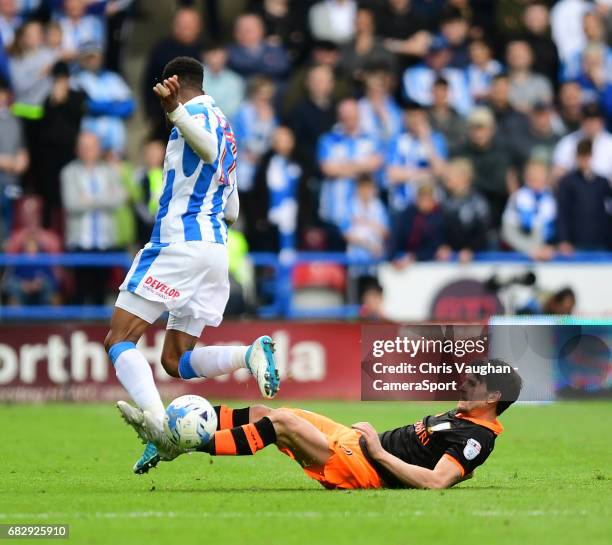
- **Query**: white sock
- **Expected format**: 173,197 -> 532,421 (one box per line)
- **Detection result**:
113,347 -> 166,421
179,345 -> 247,379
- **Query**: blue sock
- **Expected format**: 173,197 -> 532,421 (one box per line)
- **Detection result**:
178,351 -> 198,379
108,341 -> 137,366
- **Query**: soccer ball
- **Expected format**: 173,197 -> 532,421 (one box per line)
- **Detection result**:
164,395 -> 218,450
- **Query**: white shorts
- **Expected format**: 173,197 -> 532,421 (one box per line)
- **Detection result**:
115,241 -> 230,337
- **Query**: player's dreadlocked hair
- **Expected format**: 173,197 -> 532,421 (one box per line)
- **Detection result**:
162,56 -> 204,91
477,359 -> 523,415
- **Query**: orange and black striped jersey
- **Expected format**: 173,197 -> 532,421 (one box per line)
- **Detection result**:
360,409 -> 503,488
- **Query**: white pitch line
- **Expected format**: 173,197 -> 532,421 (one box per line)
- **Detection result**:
0,509 -> 591,520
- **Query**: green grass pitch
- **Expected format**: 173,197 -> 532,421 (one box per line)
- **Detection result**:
1,401 -> 611,545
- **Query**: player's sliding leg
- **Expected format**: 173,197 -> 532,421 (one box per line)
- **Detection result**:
129,325 -> 279,474
161,327 -> 281,398
197,408 -> 330,469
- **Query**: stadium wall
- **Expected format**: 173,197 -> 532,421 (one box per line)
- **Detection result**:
0,322 -> 361,402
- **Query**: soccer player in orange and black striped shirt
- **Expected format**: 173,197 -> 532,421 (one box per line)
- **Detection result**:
174,362 -> 521,489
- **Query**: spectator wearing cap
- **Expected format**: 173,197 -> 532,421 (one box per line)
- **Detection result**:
402,36 -> 472,116
0,0 -> 21,49
454,106 -> 511,229
506,39 -> 553,113
502,158 -> 557,260
308,0 -> 356,46
506,100 -> 561,176
519,1 -> 560,89
57,0 -> 105,58
556,138 -> 612,252
357,65 -> 402,146
339,8 -> 397,82
0,76 -> 28,243
391,182 -> 446,264
142,7 -> 203,137
60,131 -> 126,305
552,102 -> 612,180
75,42 -> 134,157
385,100 -> 447,213
37,61 -> 86,229
466,38 -> 502,103
317,98 -> 383,247
427,76 -> 467,155
439,158 -> 490,262
226,13 -> 290,81
201,44 -> 244,120
377,0 -> 430,69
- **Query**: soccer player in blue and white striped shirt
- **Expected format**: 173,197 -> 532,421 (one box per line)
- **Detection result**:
104,57 -> 280,474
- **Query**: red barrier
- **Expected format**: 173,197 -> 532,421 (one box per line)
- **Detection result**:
0,322 -> 361,402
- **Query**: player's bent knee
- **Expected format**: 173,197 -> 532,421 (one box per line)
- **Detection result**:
160,353 -> 181,378
268,409 -> 300,438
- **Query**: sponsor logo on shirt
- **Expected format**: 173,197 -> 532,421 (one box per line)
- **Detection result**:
143,276 -> 180,299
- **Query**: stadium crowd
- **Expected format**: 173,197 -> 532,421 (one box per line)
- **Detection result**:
0,0 -> 611,308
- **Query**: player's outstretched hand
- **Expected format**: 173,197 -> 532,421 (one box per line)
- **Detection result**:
153,75 -> 180,114
352,421 -> 384,459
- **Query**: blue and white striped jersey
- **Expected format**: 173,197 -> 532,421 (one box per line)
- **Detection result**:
151,95 -> 238,245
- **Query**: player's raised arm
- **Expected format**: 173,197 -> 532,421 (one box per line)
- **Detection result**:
153,75 -> 218,164
352,422 -> 463,489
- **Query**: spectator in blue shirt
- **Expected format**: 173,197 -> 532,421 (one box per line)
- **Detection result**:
402,37 -> 472,116
248,126 -> 302,257
232,75 -> 278,193
0,0 -> 21,49
342,173 -> 389,278
502,158 -> 557,260
227,13 -> 290,81
385,101 -> 447,213
317,97 -> 383,247
57,0 -> 105,59
467,38 -> 503,103
202,43 -> 245,119
357,64 -> 402,146
75,42 -> 135,157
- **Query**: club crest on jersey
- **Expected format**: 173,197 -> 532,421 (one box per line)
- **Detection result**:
463,438 -> 481,460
